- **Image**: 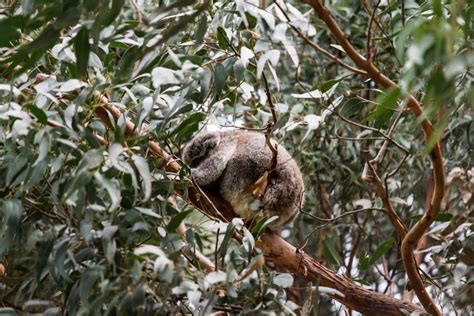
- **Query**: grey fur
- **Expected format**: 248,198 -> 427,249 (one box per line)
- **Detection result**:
182,130 -> 304,228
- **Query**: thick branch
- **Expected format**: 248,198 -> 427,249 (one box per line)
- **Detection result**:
303,1 -> 445,314
259,232 -> 422,315
92,97 -> 424,315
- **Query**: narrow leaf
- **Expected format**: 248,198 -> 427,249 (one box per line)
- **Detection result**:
368,239 -> 394,265
74,27 -> 90,78
167,210 -> 193,232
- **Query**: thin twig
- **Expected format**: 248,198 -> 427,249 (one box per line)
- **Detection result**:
130,0 -> 143,24
303,2 -> 445,313
215,227 -> 220,271
366,0 -> 383,61
363,0 -> 401,66
218,26 -> 279,170
301,207 -> 386,223
274,1 -> 367,76
294,80 -> 409,154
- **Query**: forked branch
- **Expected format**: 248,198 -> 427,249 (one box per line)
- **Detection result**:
301,1 -> 445,314
90,94 -> 424,315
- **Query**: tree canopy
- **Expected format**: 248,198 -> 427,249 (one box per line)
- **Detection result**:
0,0 -> 472,315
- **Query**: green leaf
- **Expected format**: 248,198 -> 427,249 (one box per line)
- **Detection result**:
170,112 -> 207,141
79,268 -> 102,308
6,156 -> 28,187
199,70 -> 212,102
242,227 -> 255,253
322,239 -> 341,266
103,0 -> 125,26
0,200 -> 22,255
320,79 -> 339,93
233,60 -> 245,81
218,223 -> 235,264
36,237 -> 55,282
74,27 -> 90,78
340,98 -> 364,118
26,103 -> 48,124
132,155 -> 152,201
407,214 -> 423,221
217,27 -> 229,49
109,41 -> 129,49
409,213 -> 453,223
94,173 -> 121,211
24,159 -> 48,190
368,239 -> 394,266
367,88 -> 401,128
7,26 -> 60,75
0,24 -> 21,46
244,12 -> 257,29
194,15 -> 208,44
436,213 -> 453,222
102,225 -> 118,264
153,8 -> 204,48
53,238 -> 73,282
167,210 -> 193,232
64,175 -> 90,203
214,63 -> 226,98
273,273 -> 294,288
180,55 -> 204,66
358,251 -> 370,270
115,46 -> 141,83
251,216 -> 278,239
136,207 -> 161,219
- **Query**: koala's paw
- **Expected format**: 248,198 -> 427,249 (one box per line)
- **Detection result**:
191,168 -> 211,186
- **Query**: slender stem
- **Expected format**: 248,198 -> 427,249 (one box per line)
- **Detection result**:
274,1 -> 367,76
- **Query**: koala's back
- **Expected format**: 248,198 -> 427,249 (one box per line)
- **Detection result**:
218,131 -> 304,227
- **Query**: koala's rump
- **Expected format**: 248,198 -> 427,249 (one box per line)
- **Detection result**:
262,153 -> 304,226
221,135 -> 272,194
219,133 -> 303,225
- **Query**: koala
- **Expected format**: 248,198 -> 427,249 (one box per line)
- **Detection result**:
182,130 -> 304,228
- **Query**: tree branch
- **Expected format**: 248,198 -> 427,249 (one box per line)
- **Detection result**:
90,93 -> 425,315
302,1 -> 445,314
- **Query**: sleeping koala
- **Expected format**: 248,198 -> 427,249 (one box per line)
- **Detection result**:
182,130 -> 304,228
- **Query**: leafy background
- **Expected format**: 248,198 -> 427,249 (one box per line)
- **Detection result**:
0,0 -> 472,314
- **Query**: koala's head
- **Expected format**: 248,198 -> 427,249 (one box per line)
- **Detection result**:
182,132 -> 221,167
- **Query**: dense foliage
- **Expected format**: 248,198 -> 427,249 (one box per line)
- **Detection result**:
0,0 -> 472,314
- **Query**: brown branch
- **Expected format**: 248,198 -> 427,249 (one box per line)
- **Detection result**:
364,106 -> 408,239
365,0 -> 383,61
366,161 -> 407,238
130,0 -> 143,24
346,215 -> 370,278
258,232 -> 423,315
303,1 -> 445,314
363,0 -> 401,66
90,93 -> 424,315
